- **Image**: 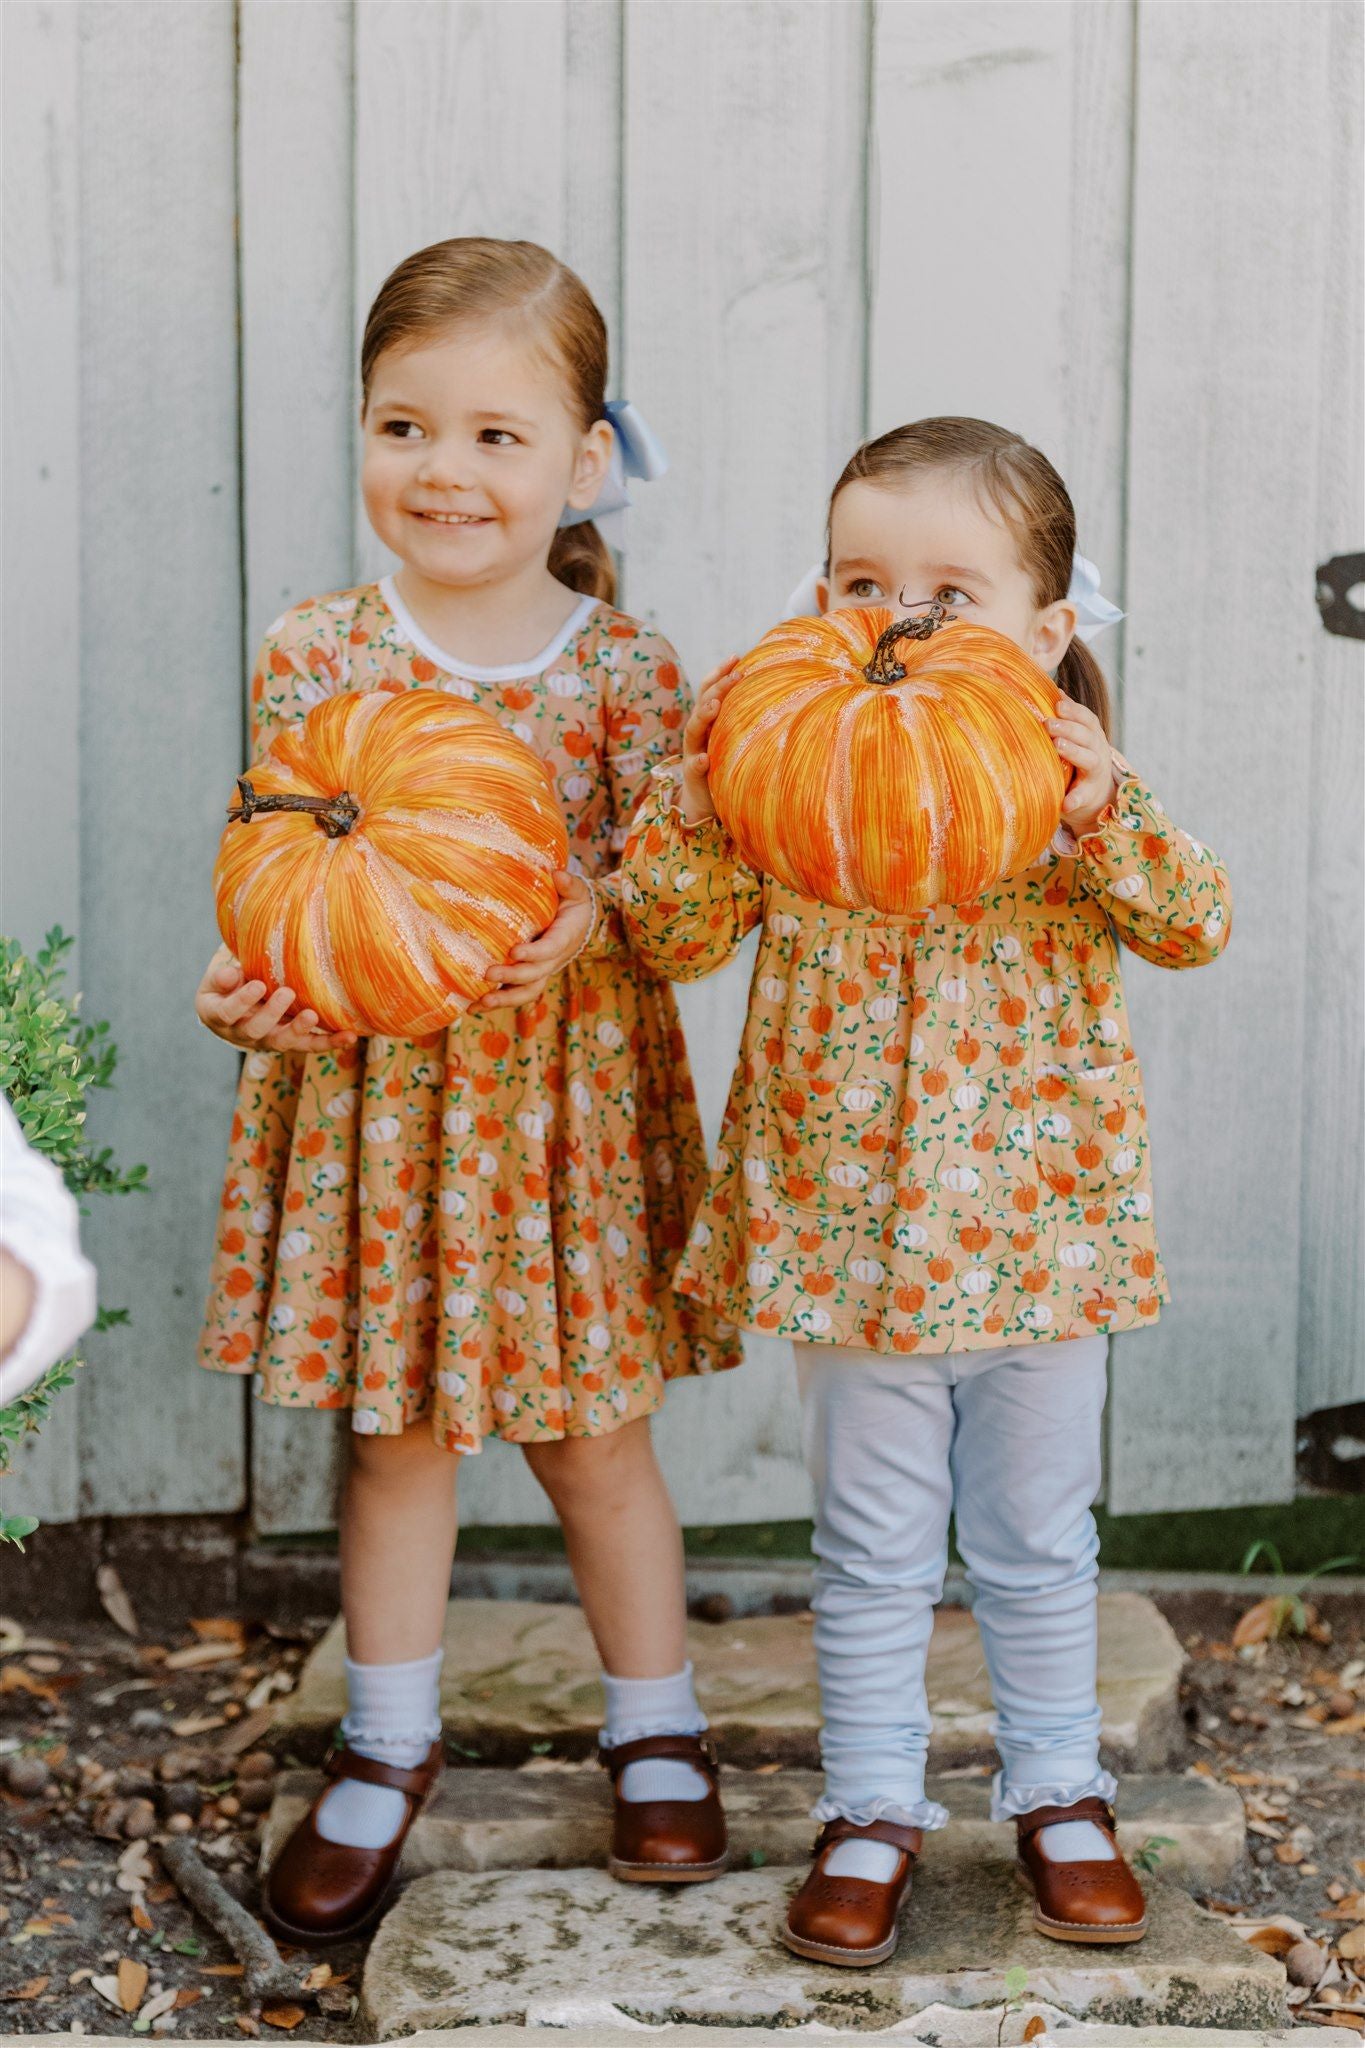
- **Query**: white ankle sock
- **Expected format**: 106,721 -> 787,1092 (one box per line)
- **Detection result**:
823,1837 -> 903,1883
601,1664 -> 710,1803
314,1649 -> 444,1851
1036,1819 -> 1117,1861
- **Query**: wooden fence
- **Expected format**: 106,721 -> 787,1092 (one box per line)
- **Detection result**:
3,0 -> 1360,1535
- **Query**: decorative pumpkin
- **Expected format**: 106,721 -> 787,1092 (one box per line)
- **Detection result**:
214,689 -> 568,1037
708,604 -> 1069,912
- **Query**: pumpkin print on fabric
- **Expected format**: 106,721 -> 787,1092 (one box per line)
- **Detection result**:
200,582 -> 741,1451
621,752 -> 1233,1358
708,605 -> 1067,914
215,690 -> 567,1038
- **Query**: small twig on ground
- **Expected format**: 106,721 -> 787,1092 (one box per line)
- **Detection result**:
159,1838 -> 297,2009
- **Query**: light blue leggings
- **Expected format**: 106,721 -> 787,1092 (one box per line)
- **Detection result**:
796,1335 -> 1116,1828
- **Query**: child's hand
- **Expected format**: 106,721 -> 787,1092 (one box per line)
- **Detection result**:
1049,696 -> 1119,837
195,946 -> 358,1055
681,658 -> 740,825
475,871 -> 595,1012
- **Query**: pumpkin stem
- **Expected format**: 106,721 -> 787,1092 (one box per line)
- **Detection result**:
862,599 -> 957,685
227,778 -> 361,840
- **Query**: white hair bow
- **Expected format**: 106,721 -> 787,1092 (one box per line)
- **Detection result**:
559,399 -> 668,544
781,553 -> 1124,644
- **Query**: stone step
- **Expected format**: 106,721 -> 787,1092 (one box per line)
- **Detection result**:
360,1864 -> 1286,2036
36,2031 -> 1302,2048
275,1591 -> 1184,1769
264,1766 -> 1244,1889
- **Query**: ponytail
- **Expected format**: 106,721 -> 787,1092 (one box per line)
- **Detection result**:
1057,636 -> 1114,741
549,518 -> 616,605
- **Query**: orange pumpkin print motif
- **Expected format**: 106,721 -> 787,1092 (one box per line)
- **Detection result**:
621,755 -> 1232,1354
200,582 -> 741,1450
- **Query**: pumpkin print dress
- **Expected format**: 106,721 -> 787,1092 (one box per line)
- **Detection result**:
199,582 -> 741,1450
620,756 -> 1231,1354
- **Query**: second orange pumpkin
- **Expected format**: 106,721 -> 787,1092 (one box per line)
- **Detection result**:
708,606 -> 1068,913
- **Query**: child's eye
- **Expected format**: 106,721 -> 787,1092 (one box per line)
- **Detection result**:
478,428 -> 521,447
847,577 -> 884,600
381,419 -> 424,441
937,585 -> 972,607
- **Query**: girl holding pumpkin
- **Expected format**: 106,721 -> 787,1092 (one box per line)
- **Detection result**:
621,417 -> 1232,1964
194,239 -> 739,1945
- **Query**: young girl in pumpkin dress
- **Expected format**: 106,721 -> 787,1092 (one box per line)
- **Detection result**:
621,417 -> 1232,1965
195,238 -> 740,1945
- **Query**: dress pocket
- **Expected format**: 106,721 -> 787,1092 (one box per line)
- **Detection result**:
765,1073 -> 896,1214
1032,1056 -> 1150,1209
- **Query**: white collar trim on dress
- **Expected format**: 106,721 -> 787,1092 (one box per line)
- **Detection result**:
379,576 -> 599,682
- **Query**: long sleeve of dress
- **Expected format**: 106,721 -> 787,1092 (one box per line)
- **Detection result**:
1071,759 -> 1232,969
620,763 -> 764,982
577,625 -> 695,963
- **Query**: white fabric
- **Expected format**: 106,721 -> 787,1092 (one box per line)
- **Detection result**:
1037,1819 -> 1118,1861
317,1648 -> 444,1850
601,1662 -> 710,1804
797,1336 -> 1114,1831
0,1095 -> 98,1406
822,1837 -> 905,1883
780,551 -> 1122,642
318,1651 -> 443,1849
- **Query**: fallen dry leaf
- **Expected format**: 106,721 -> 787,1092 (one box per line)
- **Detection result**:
90,1974 -> 127,2014
117,1957 -> 149,2013
96,1562 -> 139,1637
1,1977 -> 49,2002
130,1901 -> 153,1933
1339,1927 -> 1365,1962
1324,1712 -> 1365,1737
0,1664 -> 57,1704
1234,1595 -> 1294,1648
173,1988 -> 203,2010
301,1963 -> 332,1992
236,2018 -> 261,2038
1326,1897 -> 1365,1923
261,2003 -> 307,2030
1024,2018 -> 1047,2041
189,1617 -> 248,1647
202,1963 -> 245,1977
164,1640 -> 244,1671
1244,1926 -> 1301,1956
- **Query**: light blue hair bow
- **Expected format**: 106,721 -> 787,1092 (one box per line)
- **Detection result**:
781,551 -> 1125,644
558,399 -> 668,544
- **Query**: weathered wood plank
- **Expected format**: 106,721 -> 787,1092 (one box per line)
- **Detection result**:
614,0 -> 869,1531
1,2 -> 83,1522
868,0 -> 1134,1502
1108,2 -> 1337,1509
1295,0 -> 1364,1418
70,0 -> 245,1515
238,0 -> 358,1538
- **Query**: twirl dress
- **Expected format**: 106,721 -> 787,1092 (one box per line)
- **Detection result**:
199,580 -> 741,1450
620,755 -> 1232,1353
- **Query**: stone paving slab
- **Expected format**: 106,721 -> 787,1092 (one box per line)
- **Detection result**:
361,1864 -> 1284,2036
6,2031 -> 1301,2046
265,1767 -> 1243,1888
277,1593 -> 1184,1769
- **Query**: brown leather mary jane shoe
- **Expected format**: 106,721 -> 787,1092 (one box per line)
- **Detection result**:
782,1818 -> 922,1968
262,1739 -> 445,1948
599,1732 -> 728,1883
1016,1797 -> 1147,1944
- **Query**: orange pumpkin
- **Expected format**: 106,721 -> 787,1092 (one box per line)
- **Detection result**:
708,605 -> 1069,912
214,689 -> 567,1037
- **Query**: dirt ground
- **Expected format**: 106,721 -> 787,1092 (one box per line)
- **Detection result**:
1,1589 -> 1362,2039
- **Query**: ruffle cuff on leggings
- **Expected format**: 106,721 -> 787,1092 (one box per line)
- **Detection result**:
812,1793 -> 950,1833
990,1768 -> 1118,1823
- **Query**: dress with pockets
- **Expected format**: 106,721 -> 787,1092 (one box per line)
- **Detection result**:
198,581 -> 742,1450
619,757 -> 1232,1354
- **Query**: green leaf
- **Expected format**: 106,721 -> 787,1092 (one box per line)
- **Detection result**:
1003,1967 -> 1029,1999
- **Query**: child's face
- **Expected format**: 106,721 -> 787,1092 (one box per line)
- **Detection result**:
361,319 -> 611,589
820,471 -> 1076,673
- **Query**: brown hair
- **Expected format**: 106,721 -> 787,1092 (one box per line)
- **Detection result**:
828,417 -> 1113,737
360,237 -> 616,605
